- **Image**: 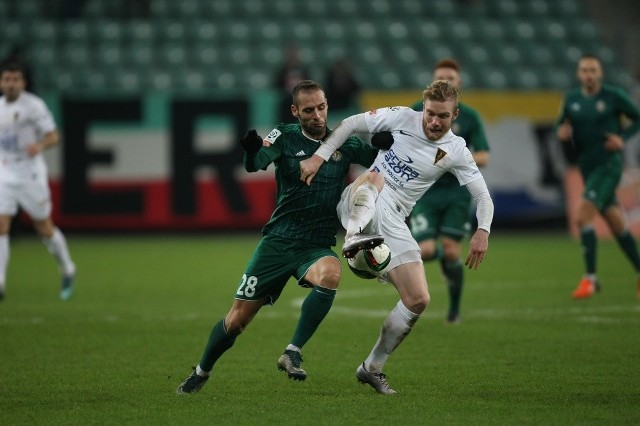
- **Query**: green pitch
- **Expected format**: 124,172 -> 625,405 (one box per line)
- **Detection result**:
1,233 -> 639,425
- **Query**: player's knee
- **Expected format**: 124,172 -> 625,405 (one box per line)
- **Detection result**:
319,268 -> 341,289
406,292 -> 430,314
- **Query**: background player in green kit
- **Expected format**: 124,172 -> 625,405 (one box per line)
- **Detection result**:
556,54 -> 640,300
177,80 -> 384,394
409,59 -> 490,323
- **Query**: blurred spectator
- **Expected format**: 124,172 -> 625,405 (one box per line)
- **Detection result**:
324,57 -> 361,121
273,45 -> 310,124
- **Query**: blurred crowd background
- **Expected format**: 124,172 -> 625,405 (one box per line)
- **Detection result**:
2,0 -> 639,94
2,0 -> 640,233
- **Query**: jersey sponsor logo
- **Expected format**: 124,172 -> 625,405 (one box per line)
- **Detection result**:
265,128 -> 282,143
295,150 -> 306,156
383,149 -> 418,184
434,148 -> 447,164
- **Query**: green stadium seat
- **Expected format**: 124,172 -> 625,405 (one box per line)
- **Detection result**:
62,22 -> 90,43
473,20 -> 505,42
125,20 -> 155,43
62,44 -> 92,69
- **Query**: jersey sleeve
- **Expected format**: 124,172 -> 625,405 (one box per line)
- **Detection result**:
450,145 -> 483,186
30,97 -> 56,136
364,106 -> 412,133
466,109 -> 490,152
615,88 -> 640,140
243,126 -> 283,172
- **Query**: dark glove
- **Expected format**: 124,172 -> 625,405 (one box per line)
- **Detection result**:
240,129 -> 263,155
371,131 -> 394,150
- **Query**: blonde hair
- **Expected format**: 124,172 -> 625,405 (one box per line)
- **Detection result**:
422,79 -> 459,107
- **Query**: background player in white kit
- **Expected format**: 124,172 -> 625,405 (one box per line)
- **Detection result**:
300,80 -> 494,394
0,62 -> 76,301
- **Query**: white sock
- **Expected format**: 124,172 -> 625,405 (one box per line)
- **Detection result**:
286,344 -> 301,352
346,183 -> 378,238
0,235 -> 8,291
42,228 -> 75,277
195,365 -> 210,377
364,300 -> 420,373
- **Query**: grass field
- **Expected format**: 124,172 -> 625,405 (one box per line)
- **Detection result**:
0,232 -> 639,425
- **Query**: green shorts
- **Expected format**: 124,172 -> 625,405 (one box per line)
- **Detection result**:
409,185 -> 471,243
581,160 -> 622,211
234,234 -> 338,305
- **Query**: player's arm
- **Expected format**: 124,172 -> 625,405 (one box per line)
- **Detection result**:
26,130 -> 58,158
464,177 -> 494,270
616,89 -> 640,141
554,99 -> 573,142
299,113 -> 369,185
468,112 -> 490,168
241,129 -> 279,172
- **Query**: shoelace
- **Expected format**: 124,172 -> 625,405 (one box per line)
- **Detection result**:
373,372 -> 391,388
288,351 -> 303,367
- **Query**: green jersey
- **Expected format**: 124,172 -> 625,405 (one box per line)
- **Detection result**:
244,123 -> 377,246
556,84 -> 640,172
411,100 -> 489,190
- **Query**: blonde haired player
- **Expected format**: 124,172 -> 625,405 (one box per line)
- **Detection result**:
300,80 -> 494,394
0,62 -> 76,301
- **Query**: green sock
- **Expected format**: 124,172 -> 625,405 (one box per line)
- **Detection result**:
198,319 -> 238,372
441,259 -> 464,316
615,231 -> 640,271
291,286 -> 336,349
580,227 -> 597,274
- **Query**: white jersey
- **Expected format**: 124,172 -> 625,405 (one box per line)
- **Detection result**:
364,106 -> 482,217
0,91 -> 55,182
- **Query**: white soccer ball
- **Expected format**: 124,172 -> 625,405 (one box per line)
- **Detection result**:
347,243 -> 392,279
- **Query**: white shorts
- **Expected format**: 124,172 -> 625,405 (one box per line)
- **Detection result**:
0,177 -> 52,220
338,183 -> 421,270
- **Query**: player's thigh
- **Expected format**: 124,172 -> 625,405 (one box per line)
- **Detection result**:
387,261 -> 430,313
409,201 -> 440,243
17,179 -> 52,221
582,163 -> 621,211
298,250 -> 341,289
236,236 -> 297,305
440,196 -> 471,243
0,182 -> 20,218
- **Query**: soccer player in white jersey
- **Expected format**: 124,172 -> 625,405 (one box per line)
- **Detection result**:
299,80 -> 494,394
0,62 -> 76,301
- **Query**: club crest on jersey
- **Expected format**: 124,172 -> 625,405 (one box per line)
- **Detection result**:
596,100 -> 606,113
434,148 -> 447,164
330,151 -> 343,162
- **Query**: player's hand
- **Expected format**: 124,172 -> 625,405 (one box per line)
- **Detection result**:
26,143 -> 44,157
556,119 -> 572,142
604,133 -> 624,151
465,229 -> 489,270
371,131 -> 394,150
299,154 -> 324,185
240,129 -> 263,155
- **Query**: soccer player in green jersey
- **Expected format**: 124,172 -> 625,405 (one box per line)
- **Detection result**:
408,58 -> 490,323
556,54 -> 640,300
177,80 -> 383,394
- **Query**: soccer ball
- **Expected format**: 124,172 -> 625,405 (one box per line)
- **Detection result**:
347,243 -> 391,279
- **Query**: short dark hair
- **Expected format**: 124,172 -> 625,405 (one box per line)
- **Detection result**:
1,62 -> 26,76
579,53 -> 602,65
434,58 -> 461,73
292,80 -> 325,105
